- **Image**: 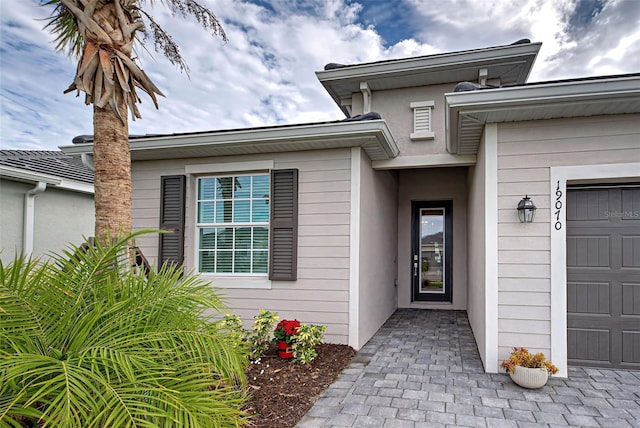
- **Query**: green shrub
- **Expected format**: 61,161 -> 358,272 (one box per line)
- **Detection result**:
0,233 -> 248,427
246,309 -> 279,361
292,323 -> 327,364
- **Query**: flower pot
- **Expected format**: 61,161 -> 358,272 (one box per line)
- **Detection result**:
509,365 -> 549,389
277,340 -> 294,359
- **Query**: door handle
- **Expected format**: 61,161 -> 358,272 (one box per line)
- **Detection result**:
413,262 -> 418,276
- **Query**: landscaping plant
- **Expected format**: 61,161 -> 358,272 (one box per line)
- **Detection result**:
500,347 -> 559,375
246,309 -> 280,361
0,233 -> 248,427
292,324 -> 328,365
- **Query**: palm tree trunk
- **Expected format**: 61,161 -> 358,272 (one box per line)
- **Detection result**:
93,97 -> 131,241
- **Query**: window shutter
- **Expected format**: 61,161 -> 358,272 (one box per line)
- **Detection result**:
269,169 -> 298,281
158,175 -> 186,269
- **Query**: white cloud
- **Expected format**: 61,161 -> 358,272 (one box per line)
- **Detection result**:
1,0 -> 638,151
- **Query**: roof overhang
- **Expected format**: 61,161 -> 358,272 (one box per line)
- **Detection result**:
0,165 -> 94,194
445,75 -> 640,155
317,42 -> 541,116
60,120 -> 399,162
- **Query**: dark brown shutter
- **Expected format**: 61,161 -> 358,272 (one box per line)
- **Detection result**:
158,175 -> 186,269
269,169 -> 298,281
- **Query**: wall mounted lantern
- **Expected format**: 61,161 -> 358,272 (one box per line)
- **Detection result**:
517,195 -> 536,223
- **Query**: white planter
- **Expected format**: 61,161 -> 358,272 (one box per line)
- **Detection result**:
509,365 -> 549,389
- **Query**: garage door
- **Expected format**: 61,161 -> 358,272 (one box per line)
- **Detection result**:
566,186 -> 640,369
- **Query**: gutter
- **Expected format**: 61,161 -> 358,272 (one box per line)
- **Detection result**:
23,182 -> 47,257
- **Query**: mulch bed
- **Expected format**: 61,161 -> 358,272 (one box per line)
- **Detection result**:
245,343 -> 356,428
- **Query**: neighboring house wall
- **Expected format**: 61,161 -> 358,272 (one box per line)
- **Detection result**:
357,148 -> 399,349
496,114 -> 640,367
131,148 -> 354,344
0,179 -> 94,264
467,132 -> 487,368
397,167 -> 468,309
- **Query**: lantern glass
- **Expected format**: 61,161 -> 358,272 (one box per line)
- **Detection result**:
517,196 -> 536,223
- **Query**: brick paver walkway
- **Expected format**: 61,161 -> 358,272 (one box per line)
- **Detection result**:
297,309 -> 640,427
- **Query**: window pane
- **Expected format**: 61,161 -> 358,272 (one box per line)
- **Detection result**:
236,228 -> 251,249
252,175 -> 269,198
216,177 -> 234,200
252,200 -> 269,222
253,227 -> 268,249
234,200 -> 250,222
198,202 -> 215,223
199,228 -> 216,249
234,251 -> 251,273
253,251 -> 268,273
199,251 -> 215,272
216,251 -> 232,273
199,178 -> 215,200
234,176 -> 251,198
217,200 -> 232,223
216,227 -> 233,249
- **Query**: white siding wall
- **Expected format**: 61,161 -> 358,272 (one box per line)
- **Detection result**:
131,148 -> 352,344
496,114 -> 640,364
358,148 -> 398,349
467,133 -> 487,367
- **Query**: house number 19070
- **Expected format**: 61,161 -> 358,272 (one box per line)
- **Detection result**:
554,180 -> 562,230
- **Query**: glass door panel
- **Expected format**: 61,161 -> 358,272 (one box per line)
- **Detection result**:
420,208 -> 445,294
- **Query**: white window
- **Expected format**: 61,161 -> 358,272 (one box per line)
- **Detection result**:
196,174 -> 270,275
410,100 -> 435,140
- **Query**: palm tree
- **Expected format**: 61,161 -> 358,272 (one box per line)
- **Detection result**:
42,0 -> 227,241
0,232 -> 248,426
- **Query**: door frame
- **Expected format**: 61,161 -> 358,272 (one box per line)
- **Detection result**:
411,200 -> 453,302
550,162 -> 640,377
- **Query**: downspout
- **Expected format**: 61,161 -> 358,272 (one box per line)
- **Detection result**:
23,182 -> 47,257
360,81 -> 371,114
81,153 -> 95,171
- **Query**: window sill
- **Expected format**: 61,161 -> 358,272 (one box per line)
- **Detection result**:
198,275 -> 272,289
410,132 -> 435,141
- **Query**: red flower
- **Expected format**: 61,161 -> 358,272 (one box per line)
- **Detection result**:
274,319 -> 300,344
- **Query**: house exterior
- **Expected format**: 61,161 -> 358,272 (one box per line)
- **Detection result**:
0,151 -> 95,264
61,41 -> 640,376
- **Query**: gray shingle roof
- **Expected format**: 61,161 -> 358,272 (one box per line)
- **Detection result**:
0,150 -> 93,184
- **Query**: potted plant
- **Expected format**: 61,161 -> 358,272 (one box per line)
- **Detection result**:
273,319 -> 300,359
500,347 -> 558,389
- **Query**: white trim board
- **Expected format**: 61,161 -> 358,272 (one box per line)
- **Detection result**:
349,147 -> 361,349
550,162 -> 640,378
484,124 -> 499,373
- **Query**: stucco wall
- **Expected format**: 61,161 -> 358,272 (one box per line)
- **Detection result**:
397,167 -> 468,309
131,148 -> 353,344
496,114 -> 640,363
467,133 -> 487,367
370,83 -> 455,158
0,179 -> 94,264
357,148 -> 398,349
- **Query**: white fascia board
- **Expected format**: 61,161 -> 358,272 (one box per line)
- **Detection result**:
0,166 -> 62,185
446,76 -> 640,110
316,43 -> 541,83
372,154 -> 476,170
60,120 -> 399,160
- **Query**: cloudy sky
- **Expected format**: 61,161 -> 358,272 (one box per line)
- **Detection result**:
1,0 -> 639,151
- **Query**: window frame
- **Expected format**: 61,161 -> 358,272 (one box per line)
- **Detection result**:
195,172 -> 271,277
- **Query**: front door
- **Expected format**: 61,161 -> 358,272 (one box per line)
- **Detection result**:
411,201 -> 452,302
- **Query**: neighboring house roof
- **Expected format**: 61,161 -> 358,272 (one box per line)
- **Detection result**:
0,150 -> 94,194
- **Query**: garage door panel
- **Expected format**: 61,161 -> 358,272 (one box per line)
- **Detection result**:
567,282 -> 610,314
568,328 -> 610,362
567,236 -> 609,267
621,236 -> 640,267
621,331 -> 640,365
622,283 -> 640,315
567,186 -> 640,369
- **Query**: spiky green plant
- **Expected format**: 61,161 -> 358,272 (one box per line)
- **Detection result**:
0,233 -> 248,427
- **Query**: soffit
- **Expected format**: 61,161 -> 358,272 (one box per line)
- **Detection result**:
317,43 -> 541,115
447,76 -> 640,155
60,120 -> 399,162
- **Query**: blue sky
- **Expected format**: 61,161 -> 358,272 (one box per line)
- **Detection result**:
1,0 -> 639,151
